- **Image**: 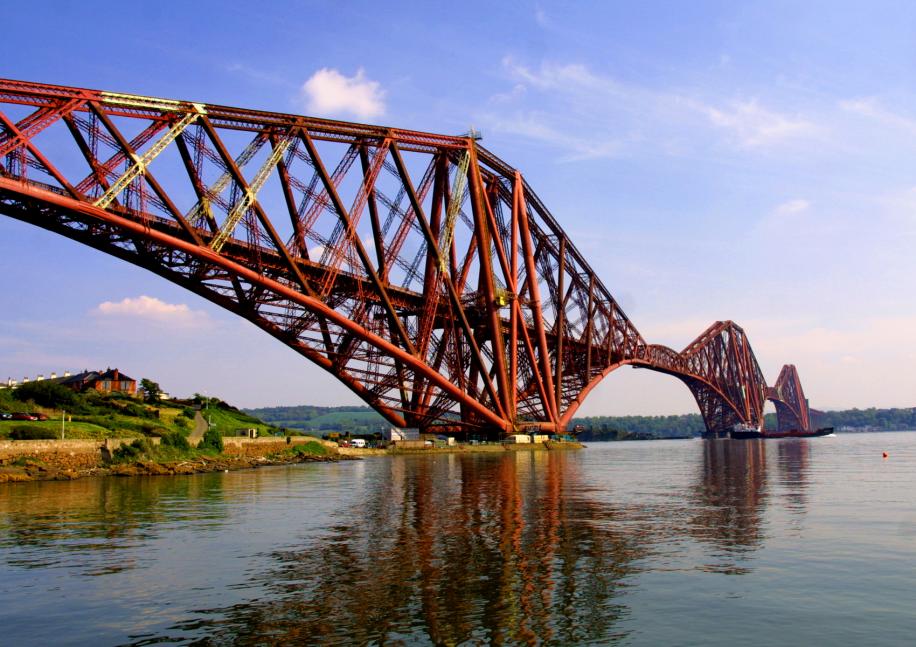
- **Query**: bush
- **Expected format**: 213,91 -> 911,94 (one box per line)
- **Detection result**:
181,407 -> 196,419
198,427 -> 224,453
292,441 -> 328,457
174,416 -> 190,430
121,402 -> 156,419
161,432 -> 191,451
10,426 -> 58,440
112,439 -> 149,462
13,381 -> 77,409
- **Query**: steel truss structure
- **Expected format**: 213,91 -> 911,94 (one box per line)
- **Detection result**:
0,79 -> 818,437
767,364 -> 814,433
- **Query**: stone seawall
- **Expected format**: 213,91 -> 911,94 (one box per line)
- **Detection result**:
221,436 -> 338,458
0,436 -> 337,472
0,439 -> 141,470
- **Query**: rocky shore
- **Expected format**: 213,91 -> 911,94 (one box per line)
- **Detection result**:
0,437 -> 582,484
0,450 -> 348,484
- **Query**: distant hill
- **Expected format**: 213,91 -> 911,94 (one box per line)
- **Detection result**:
245,403 -> 916,439
571,414 -> 706,441
573,407 -> 916,440
244,404 -> 389,435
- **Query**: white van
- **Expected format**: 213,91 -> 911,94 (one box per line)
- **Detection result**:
350,438 -> 367,448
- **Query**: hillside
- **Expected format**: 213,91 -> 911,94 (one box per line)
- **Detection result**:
0,381 -> 278,441
245,404 -> 388,435
246,402 -> 916,440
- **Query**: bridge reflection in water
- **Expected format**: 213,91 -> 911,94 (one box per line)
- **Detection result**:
169,443 -> 806,645
0,441 -> 819,644
175,452 -> 640,644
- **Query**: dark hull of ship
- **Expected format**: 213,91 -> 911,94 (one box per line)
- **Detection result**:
730,427 -> 835,440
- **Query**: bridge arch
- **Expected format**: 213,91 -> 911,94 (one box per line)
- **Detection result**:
0,79 -> 802,437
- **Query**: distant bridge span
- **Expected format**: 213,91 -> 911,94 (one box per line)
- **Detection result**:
0,79 -> 814,437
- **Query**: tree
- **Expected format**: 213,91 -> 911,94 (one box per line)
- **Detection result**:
140,378 -> 162,403
13,381 -> 76,408
199,427 -> 224,453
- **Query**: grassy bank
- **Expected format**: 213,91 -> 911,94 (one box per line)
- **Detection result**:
0,385 -> 282,441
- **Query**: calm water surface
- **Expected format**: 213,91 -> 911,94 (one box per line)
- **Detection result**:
2,433 -> 916,645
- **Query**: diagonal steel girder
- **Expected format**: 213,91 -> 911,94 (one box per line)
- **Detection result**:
0,78 -> 816,436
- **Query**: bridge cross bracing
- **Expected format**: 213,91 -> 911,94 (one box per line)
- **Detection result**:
0,78 -> 814,437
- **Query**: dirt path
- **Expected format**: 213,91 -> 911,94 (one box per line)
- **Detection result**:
189,411 -> 208,446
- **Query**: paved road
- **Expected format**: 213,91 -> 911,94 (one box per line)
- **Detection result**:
189,411 -> 208,446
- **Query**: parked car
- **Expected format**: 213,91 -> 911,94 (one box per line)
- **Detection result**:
11,412 -> 37,421
0,412 -> 11,420
30,412 -> 49,421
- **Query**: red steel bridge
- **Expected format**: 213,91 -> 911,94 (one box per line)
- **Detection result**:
0,79 -> 818,438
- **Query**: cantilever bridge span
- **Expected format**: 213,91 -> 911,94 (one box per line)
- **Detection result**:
0,79 -> 814,437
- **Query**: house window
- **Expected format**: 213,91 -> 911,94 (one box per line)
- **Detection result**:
103,381 -> 111,390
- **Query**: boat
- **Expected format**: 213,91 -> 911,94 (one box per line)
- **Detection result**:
760,427 -> 835,439
729,424 -> 835,440
729,423 -> 763,439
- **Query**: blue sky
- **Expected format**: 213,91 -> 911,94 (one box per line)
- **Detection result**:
2,1 -> 916,414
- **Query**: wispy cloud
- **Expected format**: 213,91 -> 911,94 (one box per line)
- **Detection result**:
225,63 -> 290,87
485,112 -> 622,161
93,296 -> 209,328
534,4 -> 551,28
839,97 -> 916,136
694,99 -> 817,148
485,58 -> 820,160
756,197 -> 811,233
300,68 -> 385,121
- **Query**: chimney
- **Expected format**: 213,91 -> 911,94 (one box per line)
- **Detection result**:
113,368 -> 119,381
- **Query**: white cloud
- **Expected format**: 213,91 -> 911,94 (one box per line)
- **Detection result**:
534,5 -> 549,28
94,296 -> 209,327
756,198 -> 811,233
487,58 -> 819,159
839,97 -> 916,136
300,68 -> 385,120
484,112 -> 622,161
773,198 -> 810,216
695,99 -> 817,148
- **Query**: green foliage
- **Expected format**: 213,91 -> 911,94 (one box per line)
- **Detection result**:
112,439 -> 150,461
808,407 -> 916,431
116,401 -> 157,419
9,425 -> 58,440
161,431 -> 191,451
140,378 -> 162,404
573,407 -> 916,439
13,381 -> 77,409
0,384 -> 276,442
198,427 -> 224,453
245,404 -> 388,435
290,441 -> 329,457
572,414 -> 709,440
198,401 -> 278,437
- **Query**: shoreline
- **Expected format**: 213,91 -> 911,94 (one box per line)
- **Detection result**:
0,439 -> 583,484
0,450 -> 350,484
